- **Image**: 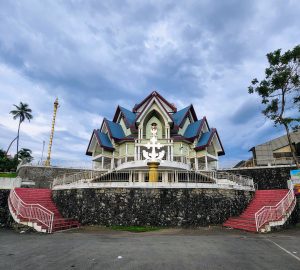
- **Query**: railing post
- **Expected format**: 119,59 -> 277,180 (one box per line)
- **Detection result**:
49,213 -> 54,233
29,205 -> 32,222
17,198 -> 20,215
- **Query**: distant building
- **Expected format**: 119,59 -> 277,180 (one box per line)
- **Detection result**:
249,129 -> 300,166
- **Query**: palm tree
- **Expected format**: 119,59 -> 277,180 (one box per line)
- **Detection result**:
10,102 -> 33,161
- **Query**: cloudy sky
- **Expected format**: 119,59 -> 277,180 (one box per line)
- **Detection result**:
0,0 -> 299,168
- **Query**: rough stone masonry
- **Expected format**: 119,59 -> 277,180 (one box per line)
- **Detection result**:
0,190 -> 12,228
53,188 -> 253,227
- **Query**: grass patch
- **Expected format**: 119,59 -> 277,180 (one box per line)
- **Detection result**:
110,225 -> 161,233
0,172 -> 17,178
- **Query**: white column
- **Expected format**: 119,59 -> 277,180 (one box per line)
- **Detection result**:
138,146 -> 140,160
125,143 -> 128,162
134,143 -> 137,161
111,152 -> 114,169
180,143 -> 183,163
101,156 -> 104,169
171,143 -> 173,161
205,153 -> 208,170
195,157 -> 198,171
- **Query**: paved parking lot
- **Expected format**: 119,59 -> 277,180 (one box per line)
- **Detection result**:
0,227 -> 300,270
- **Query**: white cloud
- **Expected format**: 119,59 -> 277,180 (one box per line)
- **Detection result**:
0,0 -> 299,166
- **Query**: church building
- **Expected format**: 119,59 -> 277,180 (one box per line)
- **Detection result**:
86,91 -> 224,171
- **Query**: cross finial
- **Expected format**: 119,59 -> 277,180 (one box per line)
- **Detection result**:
142,123 -> 165,162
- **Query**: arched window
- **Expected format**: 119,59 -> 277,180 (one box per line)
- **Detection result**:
143,110 -> 166,139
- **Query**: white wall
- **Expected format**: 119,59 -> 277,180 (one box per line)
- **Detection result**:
0,177 -> 22,189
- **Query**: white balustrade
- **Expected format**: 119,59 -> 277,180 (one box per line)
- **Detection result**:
255,189 -> 296,231
8,189 -> 54,233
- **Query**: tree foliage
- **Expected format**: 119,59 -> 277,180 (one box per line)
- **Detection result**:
9,102 -> 33,159
10,102 -> 33,123
248,45 -> 300,166
0,149 -> 18,172
0,148 -> 34,172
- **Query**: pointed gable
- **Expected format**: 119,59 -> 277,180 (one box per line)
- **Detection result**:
195,128 -> 225,155
102,119 -> 125,140
133,91 -> 177,113
86,129 -> 114,155
135,95 -> 173,124
196,130 -> 214,149
113,106 -> 136,128
96,130 -> 114,150
172,104 -> 197,127
183,117 -> 208,139
173,106 -> 191,126
120,107 -> 136,126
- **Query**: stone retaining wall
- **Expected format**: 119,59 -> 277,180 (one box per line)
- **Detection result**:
222,166 -> 297,190
52,188 -> 253,227
0,178 -> 22,189
0,189 -> 12,227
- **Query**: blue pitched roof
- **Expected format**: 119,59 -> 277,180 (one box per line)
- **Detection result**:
196,130 -> 214,148
183,119 -> 203,138
96,130 -> 114,149
120,107 -> 136,126
172,106 -> 190,126
105,120 -> 125,139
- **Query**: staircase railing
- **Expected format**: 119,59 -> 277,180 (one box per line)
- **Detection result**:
200,171 -> 254,188
8,189 -> 54,233
255,189 -> 296,232
52,170 -> 105,187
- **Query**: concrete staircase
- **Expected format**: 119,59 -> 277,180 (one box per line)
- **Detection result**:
8,188 -> 80,233
223,189 -> 296,232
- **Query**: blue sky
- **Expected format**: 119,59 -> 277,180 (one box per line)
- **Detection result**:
0,0 -> 299,167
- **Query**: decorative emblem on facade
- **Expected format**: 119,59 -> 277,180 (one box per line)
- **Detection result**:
142,123 -> 165,162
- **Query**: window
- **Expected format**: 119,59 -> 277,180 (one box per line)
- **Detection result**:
273,152 -> 292,158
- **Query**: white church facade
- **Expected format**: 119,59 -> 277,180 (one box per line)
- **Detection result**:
86,91 -> 225,172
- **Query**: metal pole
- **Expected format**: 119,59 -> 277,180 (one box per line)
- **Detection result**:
40,140 -> 45,164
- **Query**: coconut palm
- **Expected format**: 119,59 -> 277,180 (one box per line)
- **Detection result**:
9,102 -> 33,160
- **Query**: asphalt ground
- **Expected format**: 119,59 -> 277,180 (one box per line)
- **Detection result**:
0,226 -> 300,270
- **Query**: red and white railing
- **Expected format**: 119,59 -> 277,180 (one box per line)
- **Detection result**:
255,189 -> 296,232
8,189 -> 54,233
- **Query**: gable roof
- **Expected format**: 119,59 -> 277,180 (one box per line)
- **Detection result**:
133,91 -> 177,113
183,117 -> 206,139
112,106 -> 136,128
172,106 -> 191,126
195,128 -> 225,155
172,105 -> 198,128
96,130 -> 114,150
120,107 -> 136,126
86,129 -> 114,155
135,96 -> 173,124
196,130 -> 214,149
103,119 -> 125,140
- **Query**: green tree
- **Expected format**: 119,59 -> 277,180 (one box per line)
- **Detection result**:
9,102 -> 33,161
0,149 -> 18,172
249,45 -> 300,167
